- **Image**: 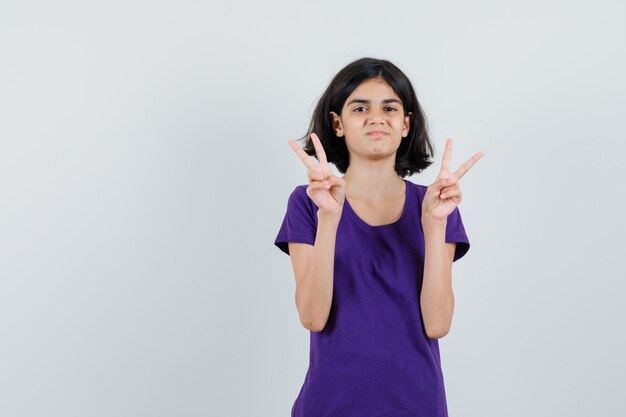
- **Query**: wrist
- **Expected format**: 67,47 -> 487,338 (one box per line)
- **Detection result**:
422,213 -> 447,233
317,208 -> 343,222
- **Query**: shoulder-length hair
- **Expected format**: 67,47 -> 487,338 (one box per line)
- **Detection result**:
298,57 -> 434,177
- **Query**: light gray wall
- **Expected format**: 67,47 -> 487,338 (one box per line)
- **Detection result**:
1,1 -> 624,416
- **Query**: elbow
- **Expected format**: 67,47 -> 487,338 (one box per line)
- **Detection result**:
300,317 -> 326,332
424,323 -> 451,340
297,302 -> 327,332
426,329 -> 450,340
297,304 -> 327,332
295,289 -> 330,333
421,296 -> 455,339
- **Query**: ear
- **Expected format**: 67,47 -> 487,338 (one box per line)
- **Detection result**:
330,111 -> 344,137
402,112 -> 413,138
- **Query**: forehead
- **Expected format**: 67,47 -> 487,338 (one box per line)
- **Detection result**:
346,78 -> 400,101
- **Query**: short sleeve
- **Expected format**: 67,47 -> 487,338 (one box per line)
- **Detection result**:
446,206 -> 470,262
274,185 -> 318,256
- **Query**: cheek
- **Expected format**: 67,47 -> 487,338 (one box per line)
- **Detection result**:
345,119 -> 363,130
391,117 -> 407,129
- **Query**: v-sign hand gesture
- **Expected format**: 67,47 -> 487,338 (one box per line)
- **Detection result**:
422,139 -> 484,223
288,133 -> 346,216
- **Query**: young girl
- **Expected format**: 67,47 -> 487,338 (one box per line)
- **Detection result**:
274,57 -> 484,417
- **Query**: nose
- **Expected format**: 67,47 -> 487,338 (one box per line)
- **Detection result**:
367,108 -> 385,125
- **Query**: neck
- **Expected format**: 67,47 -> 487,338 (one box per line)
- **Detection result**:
342,157 -> 404,200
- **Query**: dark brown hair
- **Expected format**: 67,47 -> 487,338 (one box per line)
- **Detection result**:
298,57 -> 434,177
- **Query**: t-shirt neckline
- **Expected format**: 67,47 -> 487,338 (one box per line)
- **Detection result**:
343,179 -> 411,232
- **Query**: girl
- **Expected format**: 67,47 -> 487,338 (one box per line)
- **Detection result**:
274,57 -> 484,417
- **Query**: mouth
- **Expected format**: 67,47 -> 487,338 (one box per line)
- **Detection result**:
366,131 -> 388,137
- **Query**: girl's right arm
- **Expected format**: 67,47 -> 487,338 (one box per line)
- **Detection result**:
286,133 -> 345,332
288,210 -> 342,332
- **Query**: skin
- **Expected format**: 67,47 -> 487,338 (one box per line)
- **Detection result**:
419,138 -> 484,338
288,132 -> 345,216
286,133 -> 344,331
286,77 -> 484,337
331,77 -> 411,202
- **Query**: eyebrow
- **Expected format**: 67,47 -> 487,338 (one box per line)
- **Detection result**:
346,98 -> 402,106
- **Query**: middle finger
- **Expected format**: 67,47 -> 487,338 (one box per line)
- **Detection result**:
453,151 -> 485,180
310,133 -> 329,166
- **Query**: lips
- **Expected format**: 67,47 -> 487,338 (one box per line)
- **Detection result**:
366,131 -> 388,136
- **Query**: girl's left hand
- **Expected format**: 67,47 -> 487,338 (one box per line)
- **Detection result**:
422,139 -> 484,223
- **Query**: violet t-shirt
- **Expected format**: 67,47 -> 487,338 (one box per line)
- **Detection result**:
274,179 -> 470,417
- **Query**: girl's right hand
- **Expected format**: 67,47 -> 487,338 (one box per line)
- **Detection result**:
288,133 -> 346,216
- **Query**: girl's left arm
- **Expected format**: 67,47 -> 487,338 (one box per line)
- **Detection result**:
420,217 -> 456,339
419,138 -> 484,339
420,139 -> 485,339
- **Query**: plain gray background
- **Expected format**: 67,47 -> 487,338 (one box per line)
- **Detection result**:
1,0 -> 625,416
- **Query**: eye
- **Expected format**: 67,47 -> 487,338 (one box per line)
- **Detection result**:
354,106 -> 367,112
385,106 -> 398,111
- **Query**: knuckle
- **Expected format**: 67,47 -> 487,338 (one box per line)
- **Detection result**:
308,169 -> 322,180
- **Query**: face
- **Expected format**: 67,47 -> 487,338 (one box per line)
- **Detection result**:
330,77 -> 412,160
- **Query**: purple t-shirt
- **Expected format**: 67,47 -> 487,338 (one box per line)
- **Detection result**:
274,179 -> 470,417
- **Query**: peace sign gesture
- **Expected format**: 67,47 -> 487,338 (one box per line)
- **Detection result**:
288,133 -> 346,216
422,139 -> 484,222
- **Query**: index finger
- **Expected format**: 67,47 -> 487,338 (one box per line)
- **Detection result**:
441,138 -> 453,172
288,139 -> 317,171
453,151 -> 485,180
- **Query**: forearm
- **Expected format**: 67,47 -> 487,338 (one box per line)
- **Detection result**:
296,210 -> 342,332
420,217 -> 455,339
